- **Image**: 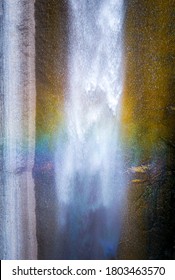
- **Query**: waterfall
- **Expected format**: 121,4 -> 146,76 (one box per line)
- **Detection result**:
2,0 -> 37,259
55,0 -> 125,260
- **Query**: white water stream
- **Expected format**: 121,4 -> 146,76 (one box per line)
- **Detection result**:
55,0 -> 125,259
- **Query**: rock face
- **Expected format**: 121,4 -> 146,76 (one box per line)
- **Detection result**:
0,0 -> 37,259
118,0 -> 175,259
34,0 -> 68,260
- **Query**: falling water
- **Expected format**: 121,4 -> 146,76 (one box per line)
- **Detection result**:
2,0 -> 37,259
55,0 -> 125,259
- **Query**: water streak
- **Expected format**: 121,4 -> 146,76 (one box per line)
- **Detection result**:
55,0 -> 125,259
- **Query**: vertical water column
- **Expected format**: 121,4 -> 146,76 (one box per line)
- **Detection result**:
2,0 -> 37,259
55,0 -> 125,259
0,0 -> 4,258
